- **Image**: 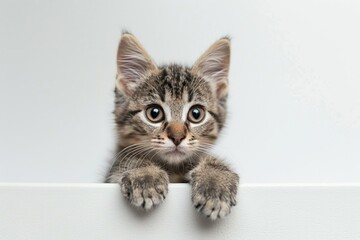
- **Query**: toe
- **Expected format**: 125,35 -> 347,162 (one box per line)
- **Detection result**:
202,200 -> 216,217
143,197 -> 153,211
218,201 -> 231,218
131,188 -> 144,207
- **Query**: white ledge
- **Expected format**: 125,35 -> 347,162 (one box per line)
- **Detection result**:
1,183 -> 360,240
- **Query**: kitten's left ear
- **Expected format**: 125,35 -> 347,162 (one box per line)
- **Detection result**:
192,37 -> 230,99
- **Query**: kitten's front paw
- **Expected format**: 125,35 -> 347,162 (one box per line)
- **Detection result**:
120,166 -> 169,211
191,171 -> 239,220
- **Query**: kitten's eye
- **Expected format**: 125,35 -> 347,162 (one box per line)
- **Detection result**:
188,105 -> 206,123
145,105 -> 164,123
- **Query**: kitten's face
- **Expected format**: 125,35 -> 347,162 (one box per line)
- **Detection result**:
114,33 -> 230,164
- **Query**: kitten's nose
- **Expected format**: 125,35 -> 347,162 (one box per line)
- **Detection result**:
167,122 -> 186,146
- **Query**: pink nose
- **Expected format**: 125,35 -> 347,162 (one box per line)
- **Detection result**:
166,123 -> 186,146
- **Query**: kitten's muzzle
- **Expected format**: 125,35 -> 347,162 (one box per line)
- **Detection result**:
166,122 -> 186,146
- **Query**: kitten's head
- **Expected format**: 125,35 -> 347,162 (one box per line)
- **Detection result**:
114,33 -> 230,164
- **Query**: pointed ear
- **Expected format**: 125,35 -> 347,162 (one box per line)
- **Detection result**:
192,37 -> 230,99
116,33 -> 158,95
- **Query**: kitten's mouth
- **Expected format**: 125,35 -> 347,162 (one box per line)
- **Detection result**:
163,147 -> 187,156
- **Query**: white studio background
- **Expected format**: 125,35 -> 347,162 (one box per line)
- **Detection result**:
0,0 -> 359,183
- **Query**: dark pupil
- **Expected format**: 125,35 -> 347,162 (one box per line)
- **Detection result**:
151,108 -> 160,119
192,108 -> 201,119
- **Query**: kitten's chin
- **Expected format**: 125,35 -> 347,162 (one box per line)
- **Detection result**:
160,148 -> 190,164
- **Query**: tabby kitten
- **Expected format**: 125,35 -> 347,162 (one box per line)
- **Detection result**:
106,33 -> 239,220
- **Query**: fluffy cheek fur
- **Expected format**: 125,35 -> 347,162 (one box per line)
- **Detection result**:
190,117 -> 220,145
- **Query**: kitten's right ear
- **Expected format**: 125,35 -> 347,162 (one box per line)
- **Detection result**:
116,33 -> 158,95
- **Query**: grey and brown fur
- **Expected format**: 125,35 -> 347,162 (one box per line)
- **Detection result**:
105,32 -> 239,220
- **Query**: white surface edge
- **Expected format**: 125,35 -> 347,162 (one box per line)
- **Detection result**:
1,183 -> 360,240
